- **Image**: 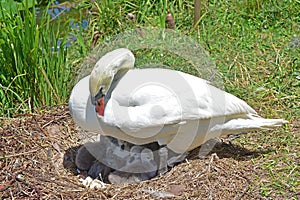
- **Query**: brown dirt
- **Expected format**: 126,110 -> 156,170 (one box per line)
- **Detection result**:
0,105 -> 298,199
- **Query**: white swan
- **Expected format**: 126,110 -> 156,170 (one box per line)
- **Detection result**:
69,48 -> 287,155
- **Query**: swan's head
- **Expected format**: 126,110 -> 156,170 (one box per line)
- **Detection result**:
89,48 -> 135,116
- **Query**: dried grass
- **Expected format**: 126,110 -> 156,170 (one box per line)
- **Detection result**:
0,106 -> 297,199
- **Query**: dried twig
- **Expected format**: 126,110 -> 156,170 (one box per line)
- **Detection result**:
194,0 -> 201,27
0,174 -> 16,192
4,149 -> 40,158
16,173 -> 42,199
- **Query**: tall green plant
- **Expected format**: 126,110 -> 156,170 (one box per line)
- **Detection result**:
88,0 -> 193,37
0,0 -> 72,117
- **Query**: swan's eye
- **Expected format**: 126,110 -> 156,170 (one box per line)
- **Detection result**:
91,86 -> 105,105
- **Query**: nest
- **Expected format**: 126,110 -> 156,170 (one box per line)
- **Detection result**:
0,105 -> 280,199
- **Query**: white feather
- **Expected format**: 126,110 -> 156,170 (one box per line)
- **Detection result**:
69,49 -> 287,153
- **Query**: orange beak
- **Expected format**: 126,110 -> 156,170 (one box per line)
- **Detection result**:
95,97 -> 105,116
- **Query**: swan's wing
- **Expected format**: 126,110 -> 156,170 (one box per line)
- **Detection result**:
102,69 -> 257,136
103,84 -> 183,132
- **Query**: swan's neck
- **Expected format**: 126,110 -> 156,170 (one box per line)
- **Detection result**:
104,67 -> 130,104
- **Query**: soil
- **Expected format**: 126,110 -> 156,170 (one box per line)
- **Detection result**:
0,105 -> 298,199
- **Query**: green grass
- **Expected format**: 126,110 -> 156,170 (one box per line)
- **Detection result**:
0,0 -> 81,116
0,0 -> 299,198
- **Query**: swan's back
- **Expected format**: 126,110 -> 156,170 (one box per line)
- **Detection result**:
69,69 -> 287,153
103,68 -> 257,130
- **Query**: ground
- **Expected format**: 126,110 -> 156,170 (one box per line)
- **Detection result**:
0,105 -> 299,199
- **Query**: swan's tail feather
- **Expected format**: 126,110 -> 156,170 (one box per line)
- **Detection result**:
247,114 -> 288,128
214,114 -> 288,135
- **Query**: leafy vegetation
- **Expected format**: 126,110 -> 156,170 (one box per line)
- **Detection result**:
0,0 -> 36,14
0,0 -> 76,116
